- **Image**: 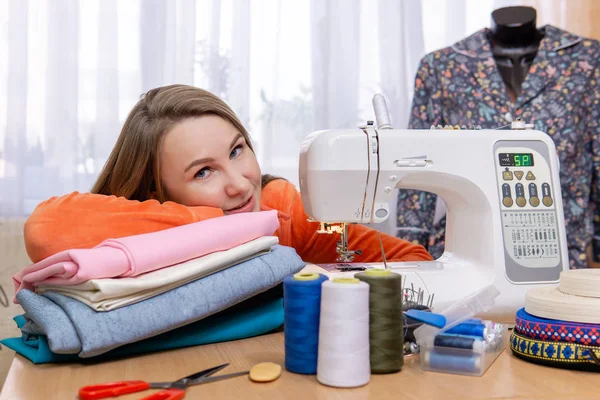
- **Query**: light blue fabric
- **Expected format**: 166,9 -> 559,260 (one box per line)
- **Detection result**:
2,297 -> 284,364
18,292 -> 81,353
15,245 -> 303,357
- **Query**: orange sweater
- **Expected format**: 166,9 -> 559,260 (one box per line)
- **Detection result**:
24,179 -> 432,264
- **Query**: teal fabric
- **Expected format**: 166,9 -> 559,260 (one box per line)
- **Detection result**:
1,297 -> 283,364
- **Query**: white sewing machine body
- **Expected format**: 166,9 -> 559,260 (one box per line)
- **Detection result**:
299,125 -> 568,320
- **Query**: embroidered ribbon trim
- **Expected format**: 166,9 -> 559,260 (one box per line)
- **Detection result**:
510,331 -> 600,365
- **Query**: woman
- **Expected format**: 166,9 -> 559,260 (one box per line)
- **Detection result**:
24,84 -> 432,265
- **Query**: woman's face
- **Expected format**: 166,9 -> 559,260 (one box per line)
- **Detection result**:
159,115 -> 262,214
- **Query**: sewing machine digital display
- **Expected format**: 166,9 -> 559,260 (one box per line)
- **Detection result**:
494,142 -> 564,283
499,153 -> 534,167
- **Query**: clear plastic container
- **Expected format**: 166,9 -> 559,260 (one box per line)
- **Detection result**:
413,285 -> 508,376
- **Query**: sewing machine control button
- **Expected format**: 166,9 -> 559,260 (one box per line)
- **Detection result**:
514,171 -> 524,180
529,196 -> 540,207
395,160 -> 427,167
502,183 -> 513,207
503,169 -> 513,180
528,183 -> 538,197
515,183 -> 524,196
384,186 -> 393,193
528,183 -> 540,207
375,208 -> 388,218
541,183 -> 553,206
526,171 -> 536,180
389,175 -> 397,182
515,183 -> 526,207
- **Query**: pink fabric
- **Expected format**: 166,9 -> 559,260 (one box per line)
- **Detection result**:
13,210 -> 279,300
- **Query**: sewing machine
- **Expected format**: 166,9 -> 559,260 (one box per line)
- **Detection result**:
298,95 -> 568,320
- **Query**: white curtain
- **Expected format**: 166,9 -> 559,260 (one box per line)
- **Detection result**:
0,0 -> 524,232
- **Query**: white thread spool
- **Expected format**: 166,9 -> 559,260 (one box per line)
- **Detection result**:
317,278 -> 370,387
372,94 -> 392,129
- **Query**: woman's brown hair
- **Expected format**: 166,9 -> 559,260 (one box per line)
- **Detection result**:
91,84 -> 280,202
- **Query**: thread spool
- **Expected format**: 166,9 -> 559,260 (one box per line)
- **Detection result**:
355,269 -> 404,373
445,322 -> 487,338
372,94 -> 392,129
283,272 -> 329,374
317,278 -> 370,388
434,335 -> 485,353
423,351 -> 482,373
436,333 -> 484,341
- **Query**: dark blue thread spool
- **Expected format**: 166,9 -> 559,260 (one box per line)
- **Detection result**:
283,272 -> 328,374
435,335 -> 475,349
434,334 -> 485,353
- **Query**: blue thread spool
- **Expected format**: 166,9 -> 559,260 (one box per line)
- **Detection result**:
445,322 -> 486,338
424,350 -> 482,373
434,334 -> 485,353
283,272 -> 328,374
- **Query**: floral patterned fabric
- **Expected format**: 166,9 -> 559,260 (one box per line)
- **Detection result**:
397,25 -> 600,269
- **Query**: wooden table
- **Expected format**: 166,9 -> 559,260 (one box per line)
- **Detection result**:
1,332 -> 598,400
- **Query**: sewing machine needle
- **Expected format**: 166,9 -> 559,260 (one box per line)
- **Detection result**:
376,231 -> 388,269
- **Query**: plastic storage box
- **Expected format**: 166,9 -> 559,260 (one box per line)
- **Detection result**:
413,285 -> 508,376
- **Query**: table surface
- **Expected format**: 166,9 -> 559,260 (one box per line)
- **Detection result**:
1,331 -> 599,400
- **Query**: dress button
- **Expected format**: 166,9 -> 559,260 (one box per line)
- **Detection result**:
505,112 -> 513,122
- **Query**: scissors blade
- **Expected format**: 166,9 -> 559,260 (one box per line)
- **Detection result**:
188,371 -> 249,386
170,363 -> 229,387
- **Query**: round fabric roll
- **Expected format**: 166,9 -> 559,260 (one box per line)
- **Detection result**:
515,308 -> 600,346
525,286 -> 600,324
510,330 -> 600,372
559,269 -> 600,298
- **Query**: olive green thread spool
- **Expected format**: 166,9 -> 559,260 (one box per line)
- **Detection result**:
355,269 -> 403,373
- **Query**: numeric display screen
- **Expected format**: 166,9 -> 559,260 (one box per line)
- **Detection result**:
499,153 -> 534,167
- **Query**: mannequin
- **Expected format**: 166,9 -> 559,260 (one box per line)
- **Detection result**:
488,6 -> 544,101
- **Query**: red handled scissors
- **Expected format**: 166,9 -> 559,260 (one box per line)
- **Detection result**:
78,363 -> 248,399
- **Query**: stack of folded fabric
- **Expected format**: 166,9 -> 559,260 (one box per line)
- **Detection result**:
2,210 -> 306,364
510,269 -> 600,371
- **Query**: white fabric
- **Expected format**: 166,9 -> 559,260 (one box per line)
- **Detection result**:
525,286 -> 600,324
36,236 -> 278,311
559,269 -> 600,298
